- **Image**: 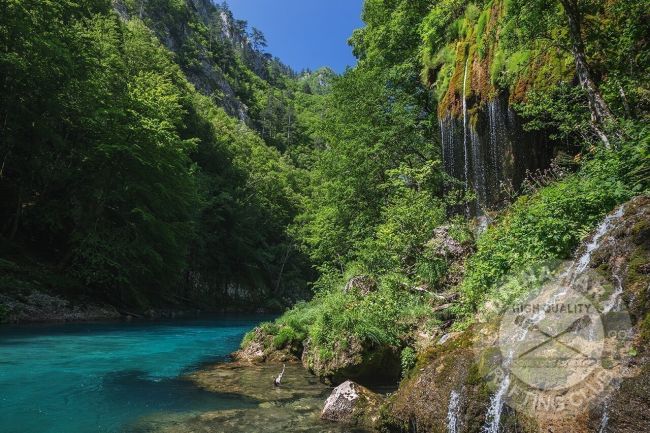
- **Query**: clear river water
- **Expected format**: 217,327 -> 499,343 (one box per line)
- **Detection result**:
0,316 -> 273,433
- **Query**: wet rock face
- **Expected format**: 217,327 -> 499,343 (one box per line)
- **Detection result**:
302,336 -> 401,386
386,329 -> 493,433
321,380 -> 383,428
381,196 -> 650,433
586,195 -> 650,433
439,93 -> 556,214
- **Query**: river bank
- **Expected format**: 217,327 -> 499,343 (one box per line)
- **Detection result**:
0,288 -> 283,325
131,361 -> 372,433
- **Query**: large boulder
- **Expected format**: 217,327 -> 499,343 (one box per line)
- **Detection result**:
232,326 -> 299,364
302,336 -> 401,385
321,380 -> 383,428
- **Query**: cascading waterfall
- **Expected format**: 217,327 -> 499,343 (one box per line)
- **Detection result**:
481,367 -> 511,433
438,85 -> 555,215
598,401 -> 610,433
481,204 -> 627,433
487,99 -> 505,195
462,58 -> 470,190
446,390 -> 461,433
471,128 -> 487,209
576,206 -> 626,274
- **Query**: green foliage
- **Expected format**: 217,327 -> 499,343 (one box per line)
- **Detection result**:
459,138 -> 647,312
400,346 -> 417,378
514,83 -> 592,141
0,0 -> 315,307
266,277 -> 430,360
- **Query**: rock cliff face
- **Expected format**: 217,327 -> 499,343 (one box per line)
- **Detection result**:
424,0 -> 573,214
381,195 -> 649,432
112,0 -> 291,121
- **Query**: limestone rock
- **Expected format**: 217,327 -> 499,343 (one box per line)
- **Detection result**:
232,327 -> 299,364
321,380 -> 383,428
302,336 -> 400,385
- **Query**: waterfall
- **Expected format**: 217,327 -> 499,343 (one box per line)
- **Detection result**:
482,367 -> 511,433
480,204 -> 626,433
604,274 -> 624,314
462,58 -> 470,190
447,390 -> 461,433
441,116 -> 457,179
471,128 -> 487,211
487,99 -> 505,199
598,401 -> 610,433
439,70 -> 555,214
576,206 -> 626,274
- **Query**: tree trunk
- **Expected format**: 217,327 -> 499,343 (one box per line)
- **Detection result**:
274,243 -> 291,294
559,0 -> 615,147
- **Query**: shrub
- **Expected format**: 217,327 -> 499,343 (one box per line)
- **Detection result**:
459,140 -> 646,313
400,346 -> 417,378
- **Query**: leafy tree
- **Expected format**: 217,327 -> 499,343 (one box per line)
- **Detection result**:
504,0 -> 617,145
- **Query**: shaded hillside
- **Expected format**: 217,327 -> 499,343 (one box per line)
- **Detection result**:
0,0 -> 331,318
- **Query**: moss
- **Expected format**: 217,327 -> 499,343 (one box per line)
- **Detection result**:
631,219 -> 650,244
466,362 -> 482,386
640,312 -> 650,342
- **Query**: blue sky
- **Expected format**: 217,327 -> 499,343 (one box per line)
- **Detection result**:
225,0 -> 364,73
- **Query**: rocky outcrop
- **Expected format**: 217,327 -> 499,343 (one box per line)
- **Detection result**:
321,380 -> 383,428
0,289 -> 121,323
232,326 -> 299,364
302,336 -> 401,386
385,328 -> 496,433
112,0 -> 290,121
380,196 -> 650,433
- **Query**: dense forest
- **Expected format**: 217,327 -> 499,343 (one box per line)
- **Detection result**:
0,0 -> 335,313
239,0 -> 648,375
0,0 -> 647,321
1,0 -> 650,431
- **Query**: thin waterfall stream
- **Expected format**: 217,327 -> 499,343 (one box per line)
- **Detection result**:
480,204 -> 627,433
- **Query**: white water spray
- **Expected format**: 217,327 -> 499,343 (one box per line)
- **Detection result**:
447,390 -> 461,433
462,58 -> 470,189
480,204 -> 626,433
576,206 -> 625,275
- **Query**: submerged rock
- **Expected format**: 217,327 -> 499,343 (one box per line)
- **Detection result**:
321,380 -> 383,428
134,362 -> 375,433
190,361 -> 327,403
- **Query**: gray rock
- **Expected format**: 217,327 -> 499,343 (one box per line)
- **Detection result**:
321,380 -> 383,427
